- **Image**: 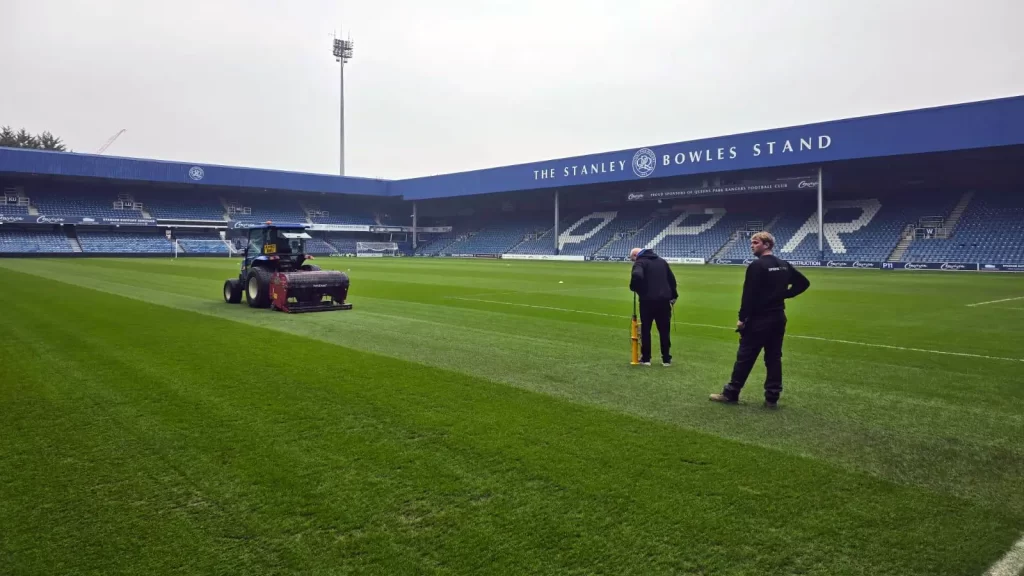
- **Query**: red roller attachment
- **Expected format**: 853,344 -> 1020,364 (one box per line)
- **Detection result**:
269,270 -> 353,313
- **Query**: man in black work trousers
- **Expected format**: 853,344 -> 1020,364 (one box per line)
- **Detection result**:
629,247 -> 678,366
710,232 -> 810,407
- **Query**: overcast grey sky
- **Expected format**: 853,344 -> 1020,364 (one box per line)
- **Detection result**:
1,0 -> 1022,180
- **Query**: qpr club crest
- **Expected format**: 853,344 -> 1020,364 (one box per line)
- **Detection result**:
631,148 -> 657,178
188,166 -> 205,181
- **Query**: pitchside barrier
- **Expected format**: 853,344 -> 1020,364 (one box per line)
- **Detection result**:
707,259 -> 1021,272
502,254 -> 586,262
587,256 -> 705,264
404,253 -> 1023,271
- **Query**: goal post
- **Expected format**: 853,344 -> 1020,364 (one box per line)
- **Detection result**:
356,241 -> 399,257
171,238 -> 238,257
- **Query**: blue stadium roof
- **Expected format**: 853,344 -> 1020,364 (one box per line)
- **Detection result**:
0,148 -> 391,197
2,94 -> 1023,200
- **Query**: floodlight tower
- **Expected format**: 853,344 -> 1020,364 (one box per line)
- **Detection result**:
333,34 -> 355,175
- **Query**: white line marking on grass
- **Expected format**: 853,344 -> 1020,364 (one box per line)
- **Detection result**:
448,297 -> 1024,363
786,335 -> 1024,363
985,533 -> 1024,576
460,286 -> 622,299
447,297 -> 728,330
966,296 -> 1024,307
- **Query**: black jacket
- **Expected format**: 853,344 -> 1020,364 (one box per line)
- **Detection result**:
630,250 -> 678,302
738,254 -> 810,321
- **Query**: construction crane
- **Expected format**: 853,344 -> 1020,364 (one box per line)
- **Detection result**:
96,129 -> 126,154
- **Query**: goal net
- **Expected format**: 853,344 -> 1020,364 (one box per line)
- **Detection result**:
356,241 -> 399,257
172,239 -> 238,258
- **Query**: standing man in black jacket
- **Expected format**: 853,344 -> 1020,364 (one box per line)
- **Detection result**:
629,248 -> 678,366
710,232 -> 810,407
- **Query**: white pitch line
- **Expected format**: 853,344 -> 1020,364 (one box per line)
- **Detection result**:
787,335 -> 1024,363
966,296 -> 1024,308
985,534 -> 1024,576
459,285 -> 622,299
447,297 -> 1024,363
446,297 -> 727,330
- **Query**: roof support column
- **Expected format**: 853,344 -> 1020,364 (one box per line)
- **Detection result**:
817,166 -> 824,258
553,190 -> 560,255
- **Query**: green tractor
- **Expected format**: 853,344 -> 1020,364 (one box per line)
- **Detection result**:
223,223 -> 353,313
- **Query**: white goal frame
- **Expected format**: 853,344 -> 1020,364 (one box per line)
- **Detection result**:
173,239 -> 238,258
356,241 -> 399,257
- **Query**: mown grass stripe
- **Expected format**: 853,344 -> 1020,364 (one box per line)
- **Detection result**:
1,266 -> 1021,575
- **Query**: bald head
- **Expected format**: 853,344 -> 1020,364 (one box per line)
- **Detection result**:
630,248 -> 642,261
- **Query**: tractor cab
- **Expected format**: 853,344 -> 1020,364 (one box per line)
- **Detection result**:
242,224 -> 313,273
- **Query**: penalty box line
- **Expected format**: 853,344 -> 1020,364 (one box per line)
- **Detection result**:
966,296 -> 1024,308
985,533 -> 1024,576
446,297 -> 1024,364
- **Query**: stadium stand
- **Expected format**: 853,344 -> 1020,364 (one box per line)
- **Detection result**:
901,193 -> 1024,263
730,201 -> 823,261
306,201 -> 377,226
33,193 -> 139,218
0,230 -> 73,253
77,232 -> 175,254
142,193 -> 226,221
225,197 -> 307,223
717,193 -> 963,262
324,236 -> 359,254
634,209 -> 746,260
0,205 -> 30,215
173,231 -> 231,254
507,214 -> 580,256
281,235 -> 363,255
2,188 -> 31,215
305,236 -> 342,255
414,232 -> 460,256
443,218 -> 548,255
506,208 -> 652,256
3,185 -> 1021,264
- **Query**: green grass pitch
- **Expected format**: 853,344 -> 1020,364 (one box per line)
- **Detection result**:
0,257 -> 1022,575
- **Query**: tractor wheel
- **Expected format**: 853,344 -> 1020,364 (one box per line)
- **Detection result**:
301,264 -> 321,271
245,267 -> 272,309
223,278 -> 242,304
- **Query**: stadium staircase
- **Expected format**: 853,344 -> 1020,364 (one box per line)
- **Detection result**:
647,209 -> 726,247
944,191 -> 975,235
710,230 -> 741,260
892,191 -> 974,261
415,233 -> 464,256
899,192 -> 1024,264
593,234 -> 622,256
711,214 -> 782,259
593,212 -> 660,258
506,232 -> 544,254
219,197 -> 234,220
325,238 -> 346,254
888,224 -> 915,262
507,211 -> 602,255
28,205 -> 39,216
64,227 -> 83,253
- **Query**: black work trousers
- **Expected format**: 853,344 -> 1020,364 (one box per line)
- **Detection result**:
724,312 -> 787,402
639,299 -> 672,363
